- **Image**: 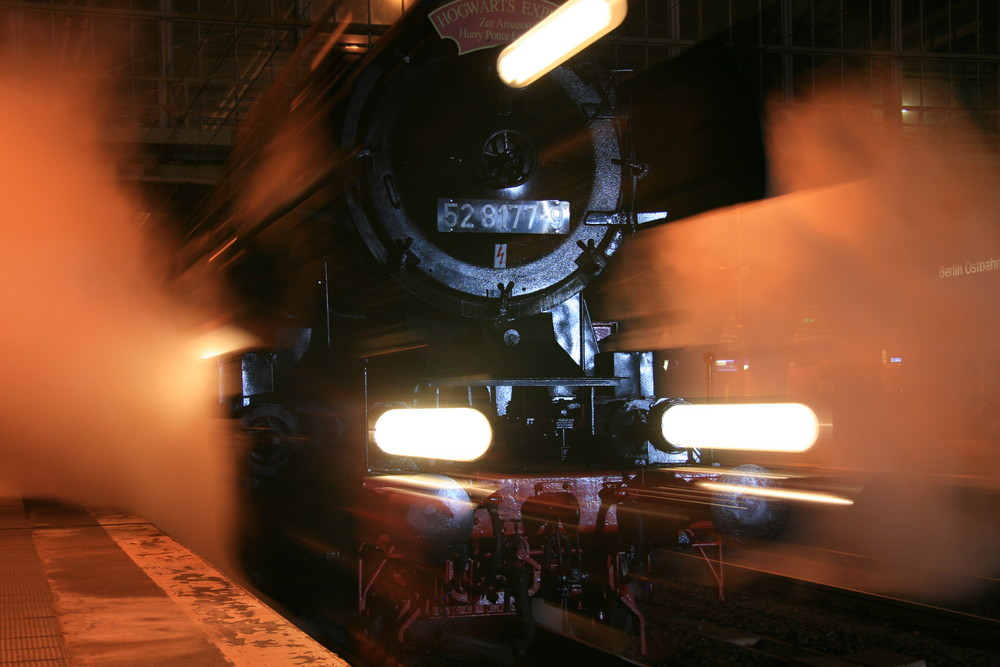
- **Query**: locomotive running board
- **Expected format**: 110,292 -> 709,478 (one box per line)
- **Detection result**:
583,210 -> 669,227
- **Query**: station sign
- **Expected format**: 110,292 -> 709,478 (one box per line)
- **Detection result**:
429,0 -> 558,54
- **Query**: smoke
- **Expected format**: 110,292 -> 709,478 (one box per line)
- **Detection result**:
0,65 -> 237,569
599,90 -> 1000,600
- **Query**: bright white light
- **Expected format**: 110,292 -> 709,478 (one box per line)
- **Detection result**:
374,408 -> 492,461
661,403 -> 819,452
496,0 -> 627,88
702,481 -> 854,506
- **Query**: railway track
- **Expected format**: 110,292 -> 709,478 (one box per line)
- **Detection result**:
630,547 -> 1000,666
263,542 -> 1000,665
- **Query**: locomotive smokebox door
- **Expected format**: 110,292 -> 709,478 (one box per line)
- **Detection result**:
342,36 -> 623,321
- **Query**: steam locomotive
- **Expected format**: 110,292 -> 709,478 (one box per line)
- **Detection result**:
185,0 -> 794,661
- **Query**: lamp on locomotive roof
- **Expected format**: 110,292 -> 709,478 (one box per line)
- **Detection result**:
496,0 -> 627,89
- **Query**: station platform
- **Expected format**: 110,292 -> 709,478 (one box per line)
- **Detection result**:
0,497 -> 350,666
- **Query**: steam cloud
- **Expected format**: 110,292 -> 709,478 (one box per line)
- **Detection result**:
4,43 -> 997,605
0,65 -> 236,569
599,91 -> 1000,600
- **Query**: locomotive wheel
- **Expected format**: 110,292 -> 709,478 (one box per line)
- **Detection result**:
710,463 -> 788,545
565,583 -> 638,654
615,495 -> 649,585
605,600 -> 636,635
355,557 -> 409,666
506,536 -> 536,659
607,533 -> 646,637
240,404 -> 301,478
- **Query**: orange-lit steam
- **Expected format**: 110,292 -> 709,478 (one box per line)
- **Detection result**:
597,90 -> 1000,601
0,67 -> 237,569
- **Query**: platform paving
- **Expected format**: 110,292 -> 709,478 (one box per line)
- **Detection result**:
0,497 -> 349,666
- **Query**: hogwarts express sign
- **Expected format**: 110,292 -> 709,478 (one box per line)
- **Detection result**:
429,0 -> 559,54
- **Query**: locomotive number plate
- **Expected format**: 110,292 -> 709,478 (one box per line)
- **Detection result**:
437,198 -> 570,234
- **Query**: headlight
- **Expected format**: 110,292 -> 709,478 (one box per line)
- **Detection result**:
496,0 -> 628,88
373,407 -> 493,461
661,402 -> 819,453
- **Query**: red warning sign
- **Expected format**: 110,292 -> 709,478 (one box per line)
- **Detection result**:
494,243 -> 507,268
428,0 -> 558,55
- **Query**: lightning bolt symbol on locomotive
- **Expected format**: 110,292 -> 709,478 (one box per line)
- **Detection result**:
494,243 -> 507,268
